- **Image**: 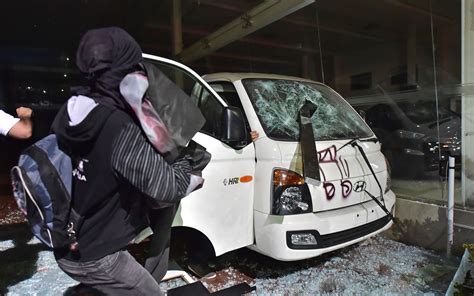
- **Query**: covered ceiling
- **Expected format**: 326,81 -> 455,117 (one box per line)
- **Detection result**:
0,0 -> 460,80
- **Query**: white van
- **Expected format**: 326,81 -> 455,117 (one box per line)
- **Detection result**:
143,54 -> 395,261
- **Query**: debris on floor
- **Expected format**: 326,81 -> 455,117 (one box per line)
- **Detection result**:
0,223 -> 459,295
0,192 -> 459,295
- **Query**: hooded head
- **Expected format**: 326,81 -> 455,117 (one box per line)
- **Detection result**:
76,27 -> 143,111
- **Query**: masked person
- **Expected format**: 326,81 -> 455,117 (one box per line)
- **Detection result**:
52,27 -> 192,296
0,107 -> 33,139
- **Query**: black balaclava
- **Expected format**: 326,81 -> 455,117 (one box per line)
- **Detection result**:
75,27 -> 143,111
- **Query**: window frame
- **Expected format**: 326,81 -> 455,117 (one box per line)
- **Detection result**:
143,54 -> 228,141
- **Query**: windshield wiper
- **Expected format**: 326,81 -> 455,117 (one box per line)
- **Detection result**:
337,137 -> 378,152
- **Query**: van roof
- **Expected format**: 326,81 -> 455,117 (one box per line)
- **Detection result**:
202,72 -> 321,84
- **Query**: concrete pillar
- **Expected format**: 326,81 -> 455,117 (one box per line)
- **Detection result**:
172,0 -> 184,87
302,54 -> 310,79
172,0 -> 183,58
301,36 -> 318,81
407,25 -> 417,86
438,27 -> 451,84
334,55 -> 345,95
437,25 -> 461,112
462,0 -> 474,207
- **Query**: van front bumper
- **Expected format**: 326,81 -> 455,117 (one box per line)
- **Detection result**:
249,191 -> 395,261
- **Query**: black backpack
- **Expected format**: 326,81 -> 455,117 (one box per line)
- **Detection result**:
10,134 -> 83,250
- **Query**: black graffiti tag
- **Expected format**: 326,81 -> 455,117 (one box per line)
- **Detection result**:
353,181 -> 367,193
318,145 -> 337,163
324,182 -> 335,200
341,180 -> 352,198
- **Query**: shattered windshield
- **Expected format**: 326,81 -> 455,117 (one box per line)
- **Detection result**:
242,79 -> 372,141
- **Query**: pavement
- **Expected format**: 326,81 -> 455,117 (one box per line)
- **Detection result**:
0,224 -> 459,295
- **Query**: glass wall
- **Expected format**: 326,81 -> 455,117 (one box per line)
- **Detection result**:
317,0 -> 464,208
0,0 -> 467,210
262,0 -> 469,252
196,0 -> 465,209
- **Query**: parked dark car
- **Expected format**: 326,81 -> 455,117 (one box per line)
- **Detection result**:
364,100 -> 461,178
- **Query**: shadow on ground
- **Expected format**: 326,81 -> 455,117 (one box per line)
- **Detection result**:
0,223 -> 48,295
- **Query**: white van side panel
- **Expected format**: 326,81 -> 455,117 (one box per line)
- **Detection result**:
173,133 -> 255,256
251,138 -> 281,214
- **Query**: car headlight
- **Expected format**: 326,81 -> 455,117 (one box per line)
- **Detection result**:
384,156 -> 391,193
272,169 -> 312,215
396,129 -> 425,140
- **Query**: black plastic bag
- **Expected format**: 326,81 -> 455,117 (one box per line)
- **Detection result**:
143,62 -> 206,161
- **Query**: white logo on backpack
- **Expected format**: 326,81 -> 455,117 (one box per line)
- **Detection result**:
73,159 -> 88,181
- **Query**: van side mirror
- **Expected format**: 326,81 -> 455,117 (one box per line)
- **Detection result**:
221,106 -> 247,144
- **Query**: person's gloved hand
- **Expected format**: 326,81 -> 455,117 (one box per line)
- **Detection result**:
175,141 -> 211,195
171,154 -> 193,173
180,141 -> 211,173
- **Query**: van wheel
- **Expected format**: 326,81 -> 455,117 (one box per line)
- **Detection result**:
170,227 -> 216,278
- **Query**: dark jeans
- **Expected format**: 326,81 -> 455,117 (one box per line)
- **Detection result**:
145,205 -> 176,282
57,250 -> 163,296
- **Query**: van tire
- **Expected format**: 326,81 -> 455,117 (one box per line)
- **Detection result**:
170,227 -> 216,264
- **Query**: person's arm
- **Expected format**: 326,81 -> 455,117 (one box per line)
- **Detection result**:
8,107 -> 33,139
0,107 -> 32,139
111,123 -> 191,203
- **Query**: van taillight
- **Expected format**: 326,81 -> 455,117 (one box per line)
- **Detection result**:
272,169 -> 313,215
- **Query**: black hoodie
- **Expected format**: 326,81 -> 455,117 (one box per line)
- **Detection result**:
52,96 -> 191,261
53,27 -> 191,261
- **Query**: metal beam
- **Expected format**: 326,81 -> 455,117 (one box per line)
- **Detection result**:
384,0 -> 453,23
211,52 -> 295,66
140,42 -> 297,66
146,23 -> 330,54
178,0 -> 315,63
197,0 -> 384,42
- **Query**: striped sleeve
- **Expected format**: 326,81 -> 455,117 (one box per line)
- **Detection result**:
111,123 -> 191,202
